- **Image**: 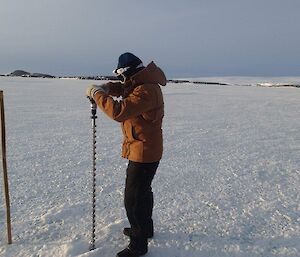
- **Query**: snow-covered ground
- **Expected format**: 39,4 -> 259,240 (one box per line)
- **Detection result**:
0,77 -> 299,257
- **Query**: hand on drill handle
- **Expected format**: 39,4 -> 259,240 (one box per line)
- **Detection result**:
86,84 -> 110,100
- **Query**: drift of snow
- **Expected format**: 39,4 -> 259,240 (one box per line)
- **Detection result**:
0,77 -> 299,257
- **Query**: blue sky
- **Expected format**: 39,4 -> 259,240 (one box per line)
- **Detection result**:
0,0 -> 299,78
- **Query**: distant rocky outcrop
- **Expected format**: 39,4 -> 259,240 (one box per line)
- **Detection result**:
168,79 -> 228,86
30,73 -> 55,78
8,70 -> 55,78
10,70 -> 31,77
4,70 -> 117,80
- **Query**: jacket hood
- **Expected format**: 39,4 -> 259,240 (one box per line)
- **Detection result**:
130,61 -> 167,86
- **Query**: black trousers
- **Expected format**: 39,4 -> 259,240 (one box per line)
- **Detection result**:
124,160 -> 159,239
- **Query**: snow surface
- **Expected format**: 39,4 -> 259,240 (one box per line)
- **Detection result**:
0,77 -> 300,257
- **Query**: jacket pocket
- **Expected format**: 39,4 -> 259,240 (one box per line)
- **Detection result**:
131,125 -> 147,142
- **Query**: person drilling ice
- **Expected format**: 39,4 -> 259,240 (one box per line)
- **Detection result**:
86,52 -> 166,257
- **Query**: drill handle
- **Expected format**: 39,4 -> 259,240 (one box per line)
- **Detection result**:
88,97 -> 97,118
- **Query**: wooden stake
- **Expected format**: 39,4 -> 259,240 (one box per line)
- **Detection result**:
0,90 -> 12,244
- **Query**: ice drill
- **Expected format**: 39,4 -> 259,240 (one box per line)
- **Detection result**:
88,97 -> 97,251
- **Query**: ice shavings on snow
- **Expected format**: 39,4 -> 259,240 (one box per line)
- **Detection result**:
0,77 -> 299,257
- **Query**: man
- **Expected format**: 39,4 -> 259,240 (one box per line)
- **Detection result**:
86,52 -> 166,257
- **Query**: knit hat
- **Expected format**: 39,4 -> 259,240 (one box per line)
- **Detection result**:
113,52 -> 144,80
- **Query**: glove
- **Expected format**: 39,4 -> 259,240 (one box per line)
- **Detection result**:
86,84 -> 109,99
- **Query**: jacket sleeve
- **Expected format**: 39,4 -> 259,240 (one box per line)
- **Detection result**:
93,85 -> 156,122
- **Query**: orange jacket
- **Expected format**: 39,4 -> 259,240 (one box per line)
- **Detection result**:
93,61 -> 166,163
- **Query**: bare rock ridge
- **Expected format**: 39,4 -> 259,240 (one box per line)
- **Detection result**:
8,70 -> 55,78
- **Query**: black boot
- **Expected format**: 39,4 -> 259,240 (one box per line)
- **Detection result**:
123,227 -> 153,239
116,247 -> 140,257
116,237 -> 148,257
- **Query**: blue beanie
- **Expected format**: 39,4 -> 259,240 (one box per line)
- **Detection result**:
117,52 -> 142,70
113,52 -> 144,80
